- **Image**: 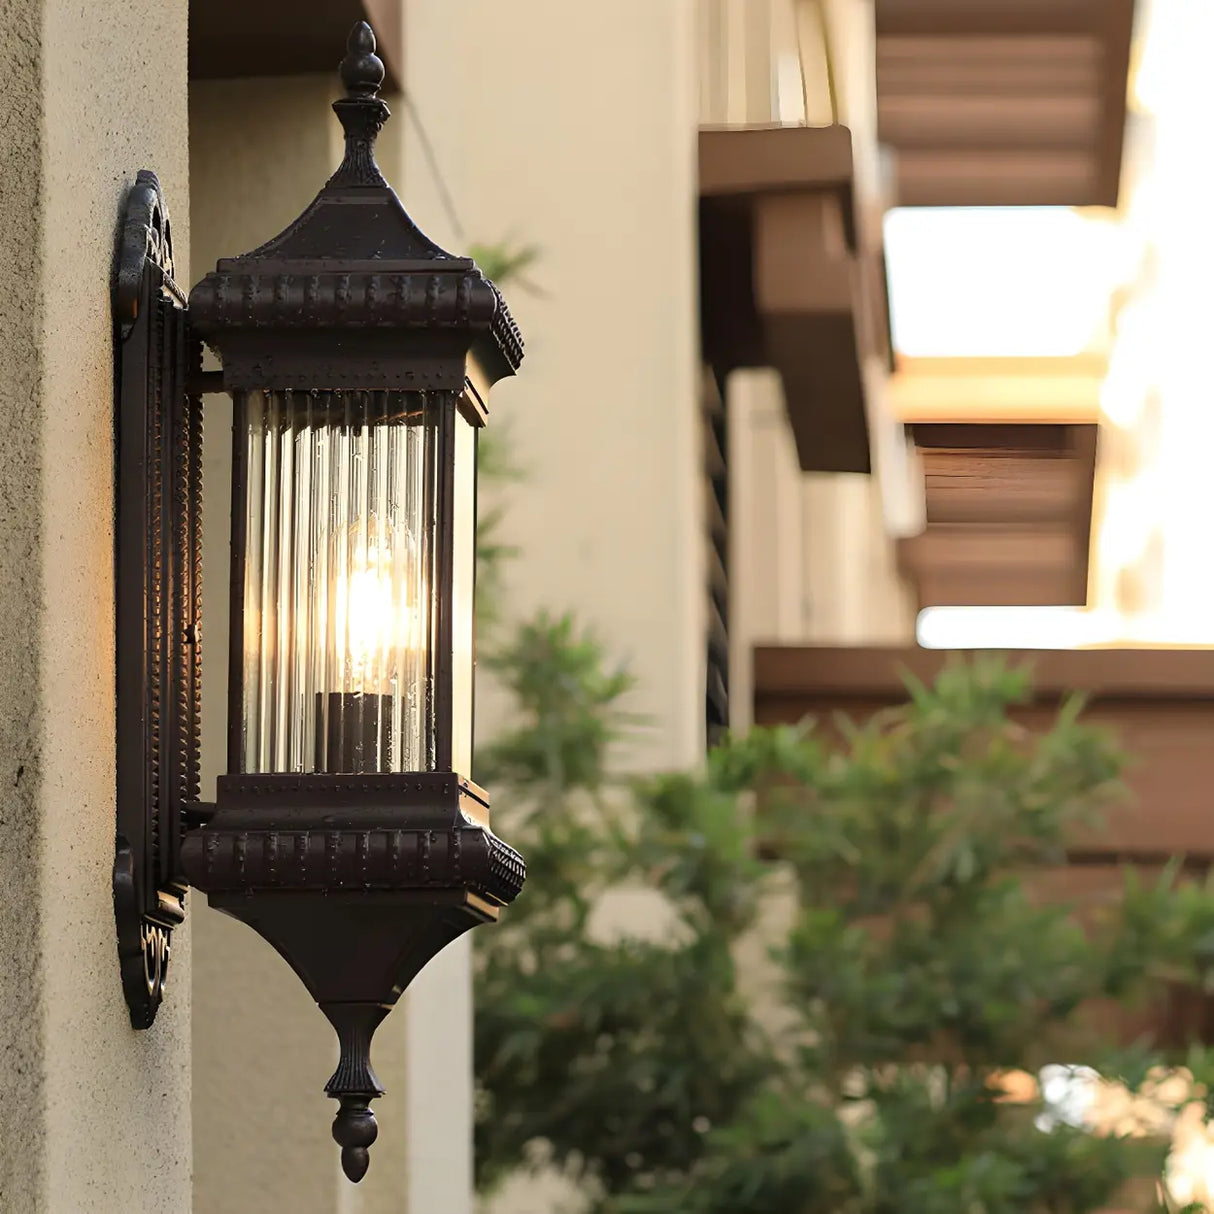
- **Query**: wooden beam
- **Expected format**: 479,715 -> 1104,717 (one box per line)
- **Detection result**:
897,526 -> 1086,607
897,422 -> 1098,608
877,0 -> 1108,38
699,125 -> 879,474
753,644 -> 1214,859
699,125 -> 854,201
879,94 -> 1102,151
877,36 -> 1101,93
753,645 -> 1214,702
1093,0 -> 1136,206
189,0 -> 404,91
874,0 -> 1137,207
894,149 -> 1099,207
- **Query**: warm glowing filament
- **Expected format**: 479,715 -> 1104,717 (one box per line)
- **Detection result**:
333,533 -> 424,695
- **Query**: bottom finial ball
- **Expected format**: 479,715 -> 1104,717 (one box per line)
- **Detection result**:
333,1096 -> 379,1183
341,1146 -> 370,1184
341,1146 -> 371,1184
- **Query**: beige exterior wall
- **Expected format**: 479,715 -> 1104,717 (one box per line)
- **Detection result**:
399,2 -> 701,1211
405,0 -> 704,775
0,0 -> 192,1208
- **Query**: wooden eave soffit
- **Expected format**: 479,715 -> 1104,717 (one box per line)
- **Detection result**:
753,643 -> 1214,864
874,0 -> 1136,207
189,0 -> 404,90
897,421 -> 1099,609
699,125 -> 889,476
753,642 -> 1214,1049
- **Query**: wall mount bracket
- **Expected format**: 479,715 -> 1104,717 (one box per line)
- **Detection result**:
112,169 -> 203,1029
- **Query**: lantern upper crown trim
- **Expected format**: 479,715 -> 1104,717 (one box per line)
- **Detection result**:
187,21 -> 523,393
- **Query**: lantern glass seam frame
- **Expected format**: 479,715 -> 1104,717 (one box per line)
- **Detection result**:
111,22 -> 525,1184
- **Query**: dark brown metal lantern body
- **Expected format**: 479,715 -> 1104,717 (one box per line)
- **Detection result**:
113,23 -> 524,1184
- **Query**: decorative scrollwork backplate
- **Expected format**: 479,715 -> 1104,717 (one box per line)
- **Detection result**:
112,169 -> 201,1030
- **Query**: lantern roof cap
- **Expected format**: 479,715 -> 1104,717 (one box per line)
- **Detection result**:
188,22 -> 523,391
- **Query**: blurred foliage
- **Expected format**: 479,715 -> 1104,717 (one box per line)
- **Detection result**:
470,240 -> 544,297
470,242 -> 1214,1213
475,428 -> 523,637
471,239 -> 538,637
476,653 -> 1214,1212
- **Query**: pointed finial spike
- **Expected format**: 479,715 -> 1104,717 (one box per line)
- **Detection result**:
333,1096 -> 378,1183
342,1146 -> 370,1184
340,21 -> 385,99
329,21 -> 390,184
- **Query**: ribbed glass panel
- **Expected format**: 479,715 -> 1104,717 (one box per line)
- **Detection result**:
238,389 -> 438,774
450,408 -> 478,774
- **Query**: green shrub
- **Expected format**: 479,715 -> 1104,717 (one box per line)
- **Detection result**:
476,644 -> 1214,1213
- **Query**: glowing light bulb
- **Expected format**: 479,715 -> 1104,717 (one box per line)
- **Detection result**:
333,524 -> 425,696
239,389 -> 436,776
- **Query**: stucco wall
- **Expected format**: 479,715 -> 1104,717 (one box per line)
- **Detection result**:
399,4 -> 700,1213
405,0 -> 704,776
0,2 -> 47,1201
0,0 -> 192,1208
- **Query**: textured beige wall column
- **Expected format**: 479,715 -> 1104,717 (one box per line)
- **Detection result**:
0,0 -> 191,1207
189,73 -> 412,1214
728,370 -> 808,730
391,12 -> 479,1214
403,4 -> 701,1214
407,0 -> 704,774
801,472 -> 915,642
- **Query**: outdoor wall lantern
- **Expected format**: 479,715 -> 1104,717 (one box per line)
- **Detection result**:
112,22 -> 525,1182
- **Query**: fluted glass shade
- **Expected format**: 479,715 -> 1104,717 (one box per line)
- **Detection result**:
237,389 -> 441,774
450,408 -> 477,774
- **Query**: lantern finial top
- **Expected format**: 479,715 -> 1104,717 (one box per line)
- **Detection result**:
340,21 -> 385,100
328,22 -> 390,187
